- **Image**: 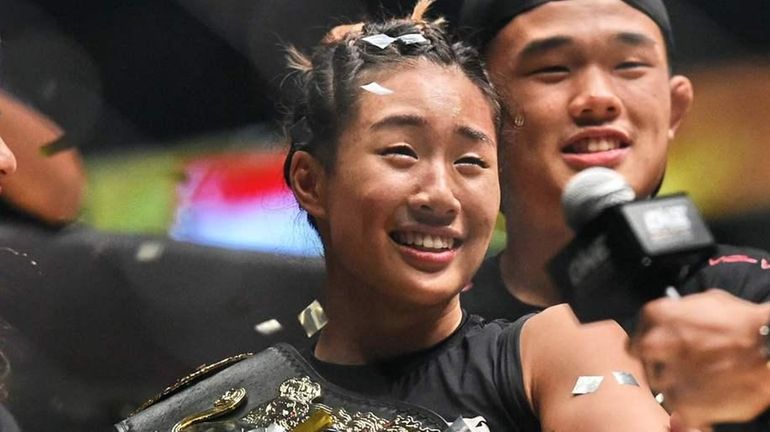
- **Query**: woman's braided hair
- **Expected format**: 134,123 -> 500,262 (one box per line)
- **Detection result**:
283,0 -> 501,231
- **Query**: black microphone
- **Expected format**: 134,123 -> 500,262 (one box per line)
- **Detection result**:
547,167 -> 716,327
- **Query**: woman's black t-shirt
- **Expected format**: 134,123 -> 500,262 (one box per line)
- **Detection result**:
306,313 -> 540,432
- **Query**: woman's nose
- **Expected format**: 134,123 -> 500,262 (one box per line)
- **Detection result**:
407,169 -> 460,226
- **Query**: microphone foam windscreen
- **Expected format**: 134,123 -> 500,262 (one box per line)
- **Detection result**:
562,167 -> 636,231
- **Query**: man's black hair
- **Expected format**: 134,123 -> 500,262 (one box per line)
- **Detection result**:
458,0 -> 674,57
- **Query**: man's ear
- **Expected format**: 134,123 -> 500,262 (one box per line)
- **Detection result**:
668,75 -> 694,139
289,150 -> 327,221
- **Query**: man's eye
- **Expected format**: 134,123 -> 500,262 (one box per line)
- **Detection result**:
456,156 -> 489,168
530,65 -> 569,75
615,61 -> 650,78
380,145 -> 417,158
527,65 -> 570,83
617,61 -> 649,70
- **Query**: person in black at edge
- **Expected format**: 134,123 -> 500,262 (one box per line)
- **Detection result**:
447,0 -> 770,428
0,97 -> 21,432
0,60 -> 84,432
123,1 -> 676,430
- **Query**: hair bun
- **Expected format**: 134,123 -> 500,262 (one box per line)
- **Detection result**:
321,23 -> 365,45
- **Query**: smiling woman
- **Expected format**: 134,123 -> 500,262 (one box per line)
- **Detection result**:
291,57 -> 500,356
118,2 -> 673,431
280,0 -> 502,365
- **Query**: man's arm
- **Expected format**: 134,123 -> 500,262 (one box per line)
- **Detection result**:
521,304 -> 670,431
630,289 -> 770,428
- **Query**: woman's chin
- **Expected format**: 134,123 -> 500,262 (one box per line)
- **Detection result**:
389,275 -> 464,309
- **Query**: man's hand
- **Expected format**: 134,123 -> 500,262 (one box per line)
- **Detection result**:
670,412 -> 708,432
630,289 -> 770,428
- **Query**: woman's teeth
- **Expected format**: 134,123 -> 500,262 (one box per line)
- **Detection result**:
394,232 -> 454,250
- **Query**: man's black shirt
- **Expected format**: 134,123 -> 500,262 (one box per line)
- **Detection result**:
463,254 -> 545,320
464,245 -> 770,321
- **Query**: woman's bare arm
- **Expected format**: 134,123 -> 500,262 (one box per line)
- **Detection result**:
522,304 -> 669,431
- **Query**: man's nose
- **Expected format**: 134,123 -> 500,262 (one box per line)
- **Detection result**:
568,68 -> 622,124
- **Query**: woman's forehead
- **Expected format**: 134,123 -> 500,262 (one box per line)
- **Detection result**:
353,63 -> 493,127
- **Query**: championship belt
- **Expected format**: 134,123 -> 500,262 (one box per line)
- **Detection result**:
115,343 -> 448,432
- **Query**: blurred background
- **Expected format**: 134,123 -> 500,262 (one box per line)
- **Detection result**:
0,0 -> 768,430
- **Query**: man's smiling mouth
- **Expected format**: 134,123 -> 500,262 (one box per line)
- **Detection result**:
563,137 -> 629,154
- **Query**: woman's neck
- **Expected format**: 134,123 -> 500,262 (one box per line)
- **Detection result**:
314,274 -> 463,365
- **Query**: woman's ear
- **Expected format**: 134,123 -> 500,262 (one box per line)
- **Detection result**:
289,150 -> 327,221
668,75 -> 694,139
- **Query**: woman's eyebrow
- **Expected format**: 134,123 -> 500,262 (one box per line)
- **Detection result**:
370,114 -> 492,144
370,114 -> 427,131
457,125 -> 493,145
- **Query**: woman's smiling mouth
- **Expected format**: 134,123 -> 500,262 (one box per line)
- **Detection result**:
390,230 -> 463,271
390,231 -> 462,252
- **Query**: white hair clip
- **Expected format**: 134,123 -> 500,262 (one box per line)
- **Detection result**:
361,34 -> 397,49
397,33 -> 428,45
361,33 -> 428,49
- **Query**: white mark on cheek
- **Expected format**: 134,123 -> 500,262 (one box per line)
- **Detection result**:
361,82 -> 394,95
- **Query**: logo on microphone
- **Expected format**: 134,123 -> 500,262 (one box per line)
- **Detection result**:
567,235 -> 611,286
641,204 -> 693,246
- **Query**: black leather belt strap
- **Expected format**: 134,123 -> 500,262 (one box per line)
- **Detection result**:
115,343 -> 447,432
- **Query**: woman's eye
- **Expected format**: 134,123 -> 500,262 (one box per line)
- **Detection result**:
455,156 -> 489,169
380,145 -> 417,159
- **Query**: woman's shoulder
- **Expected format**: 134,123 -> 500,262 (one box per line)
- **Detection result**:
464,312 -> 535,344
521,304 -> 628,359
